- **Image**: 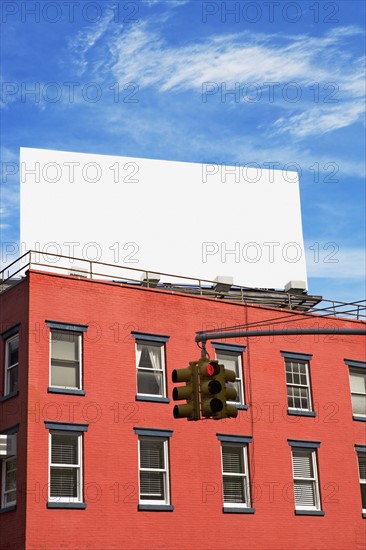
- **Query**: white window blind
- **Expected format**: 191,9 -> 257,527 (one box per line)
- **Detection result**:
291,449 -> 320,510
357,453 -> 366,510
139,437 -> 168,503
50,432 -> 81,501
221,444 -> 249,506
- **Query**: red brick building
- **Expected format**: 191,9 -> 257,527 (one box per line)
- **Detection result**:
0,255 -> 365,550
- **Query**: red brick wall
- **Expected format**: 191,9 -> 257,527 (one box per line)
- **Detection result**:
0,278 -> 29,550
2,270 -> 366,549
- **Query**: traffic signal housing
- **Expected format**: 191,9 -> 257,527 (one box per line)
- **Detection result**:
199,358 -> 238,420
172,361 -> 200,421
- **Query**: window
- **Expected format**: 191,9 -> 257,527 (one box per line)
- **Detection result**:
50,331 -> 81,389
288,440 -> 323,515
217,434 -> 254,513
45,421 -> 88,509
213,343 -> 246,408
348,368 -> 366,418
132,332 -> 170,401
222,444 -> 249,506
1,457 -> 16,508
134,428 -> 173,511
285,359 -> 312,411
49,432 -> 82,503
281,352 -> 314,415
356,449 -> 366,515
4,335 -> 19,396
47,321 -> 88,394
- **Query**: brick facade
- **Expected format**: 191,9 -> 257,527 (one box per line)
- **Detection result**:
0,270 -> 365,550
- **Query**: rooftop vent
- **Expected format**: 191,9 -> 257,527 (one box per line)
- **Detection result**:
141,272 -> 161,288
285,280 -> 307,294
214,276 -> 234,293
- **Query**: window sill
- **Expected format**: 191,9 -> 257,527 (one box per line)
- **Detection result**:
223,506 -> 255,514
0,391 -> 19,402
138,504 -> 174,512
0,505 -> 16,514
295,510 -> 325,516
48,387 -> 86,396
288,410 -> 316,417
353,415 -> 366,422
136,395 -> 170,403
47,502 -> 87,509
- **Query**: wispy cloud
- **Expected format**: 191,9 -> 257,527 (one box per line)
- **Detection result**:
66,20 -> 365,139
306,245 -> 366,279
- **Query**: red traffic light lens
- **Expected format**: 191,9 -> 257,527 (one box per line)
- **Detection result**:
206,361 -> 220,376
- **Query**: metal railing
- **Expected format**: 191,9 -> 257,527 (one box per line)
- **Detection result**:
1,250 -> 365,320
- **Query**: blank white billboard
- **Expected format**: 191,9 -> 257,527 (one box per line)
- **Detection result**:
20,147 -> 307,289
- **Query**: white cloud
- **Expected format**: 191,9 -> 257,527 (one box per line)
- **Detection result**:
67,21 -> 365,138
272,102 -> 365,138
306,245 -> 366,279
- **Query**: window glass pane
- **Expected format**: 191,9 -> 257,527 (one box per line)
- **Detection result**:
222,446 -> 244,474
227,379 -> 242,403
137,344 -> 162,371
292,450 -> 314,478
140,439 -> 164,469
352,395 -> 366,416
358,455 -> 366,479
216,353 -> 239,377
52,331 -> 79,361
137,370 -> 163,395
5,490 -> 16,505
8,337 -> 19,366
51,361 -> 79,387
5,468 -> 16,491
361,484 -> 366,509
50,467 -> 78,497
8,366 -> 19,393
223,476 -> 246,503
140,471 -> 164,499
294,481 -> 316,506
51,434 -> 78,465
350,371 -> 366,393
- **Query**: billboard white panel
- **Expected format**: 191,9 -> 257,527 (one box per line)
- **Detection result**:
20,147 -> 307,289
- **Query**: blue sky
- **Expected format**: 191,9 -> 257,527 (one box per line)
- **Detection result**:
0,0 -> 365,304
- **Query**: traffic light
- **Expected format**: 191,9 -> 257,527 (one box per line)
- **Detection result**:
172,361 -> 200,421
199,358 -> 223,418
199,358 -> 238,420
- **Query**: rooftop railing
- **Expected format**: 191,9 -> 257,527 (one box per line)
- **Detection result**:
1,250 -> 365,320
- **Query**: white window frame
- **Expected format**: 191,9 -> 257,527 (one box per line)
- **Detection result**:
216,351 -> 245,406
357,452 -> 366,513
48,430 -> 83,503
291,448 -> 321,511
285,359 -> 312,412
349,368 -> 366,417
138,436 -> 170,506
49,329 -> 82,390
1,456 -> 17,508
136,342 -> 166,398
4,334 -> 19,396
221,442 -> 251,509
